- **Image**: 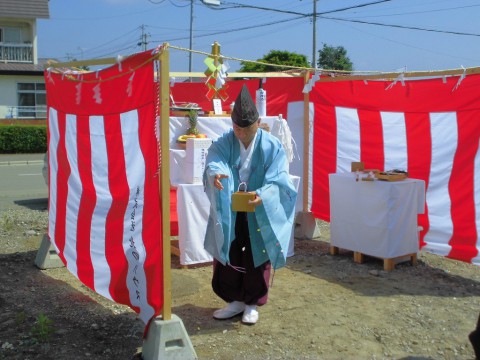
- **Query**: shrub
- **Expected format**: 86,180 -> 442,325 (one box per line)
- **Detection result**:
31,313 -> 55,344
0,125 -> 47,153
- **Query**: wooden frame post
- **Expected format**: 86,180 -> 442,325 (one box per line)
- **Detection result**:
211,41 -> 220,71
302,70 -> 310,212
158,44 -> 172,321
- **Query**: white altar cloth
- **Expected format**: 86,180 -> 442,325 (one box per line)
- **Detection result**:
169,116 -> 288,186
176,183 -> 214,265
329,173 -> 425,259
169,116 -> 282,150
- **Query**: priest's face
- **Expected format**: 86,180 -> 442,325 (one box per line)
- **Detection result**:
233,119 -> 260,147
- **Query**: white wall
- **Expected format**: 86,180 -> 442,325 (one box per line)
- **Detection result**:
0,74 -> 44,118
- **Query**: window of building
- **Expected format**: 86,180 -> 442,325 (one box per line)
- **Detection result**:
17,83 -> 46,118
0,27 -> 22,43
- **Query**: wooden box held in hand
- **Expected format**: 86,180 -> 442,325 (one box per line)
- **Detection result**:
231,192 -> 256,212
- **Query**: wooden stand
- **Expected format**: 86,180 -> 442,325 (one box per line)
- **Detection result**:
170,240 -> 188,269
171,239 -> 181,257
208,111 -> 229,117
329,246 -> 417,271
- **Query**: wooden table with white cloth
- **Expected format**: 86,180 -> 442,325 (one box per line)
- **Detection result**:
169,115 -> 300,266
328,172 -> 425,270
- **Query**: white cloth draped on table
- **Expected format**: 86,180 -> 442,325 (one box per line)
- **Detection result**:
329,173 -> 425,259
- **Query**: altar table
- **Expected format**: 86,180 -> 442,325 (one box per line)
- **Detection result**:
329,173 -> 425,269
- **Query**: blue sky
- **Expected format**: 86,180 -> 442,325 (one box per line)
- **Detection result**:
37,0 -> 480,73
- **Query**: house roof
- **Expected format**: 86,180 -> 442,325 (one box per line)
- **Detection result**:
0,0 -> 50,19
0,58 -> 51,75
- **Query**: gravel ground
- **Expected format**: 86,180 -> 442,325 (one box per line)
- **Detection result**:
0,206 -> 479,360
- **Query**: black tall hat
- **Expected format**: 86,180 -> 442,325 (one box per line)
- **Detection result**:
231,85 -> 259,128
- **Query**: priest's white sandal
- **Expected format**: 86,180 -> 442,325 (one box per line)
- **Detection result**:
241,305 -> 259,325
213,301 -> 245,320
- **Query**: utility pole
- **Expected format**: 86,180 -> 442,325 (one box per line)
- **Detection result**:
312,0 -> 317,68
188,0 -> 220,78
189,0 -> 194,75
138,24 -> 149,51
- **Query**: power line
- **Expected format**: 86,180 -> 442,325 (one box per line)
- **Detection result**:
331,17 -> 480,66
207,0 -> 392,16
147,4 -> 480,45
168,0 -> 191,8
191,1 -> 480,40
82,27 -> 140,53
149,15 -> 308,43
321,15 -> 480,37
201,0 -> 394,67
316,0 -> 393,15
44,1 -> 480,66
345,4 -> 480,19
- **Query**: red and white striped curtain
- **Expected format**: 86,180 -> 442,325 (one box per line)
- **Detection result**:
310,74 -> 480,265
45,50 -> 163,324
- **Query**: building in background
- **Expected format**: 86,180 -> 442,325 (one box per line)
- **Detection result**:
0,0 -> 49,120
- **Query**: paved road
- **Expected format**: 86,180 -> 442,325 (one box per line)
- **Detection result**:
0,155 -> 48,211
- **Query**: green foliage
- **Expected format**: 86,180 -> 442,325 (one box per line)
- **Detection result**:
31,313 -> 55,344
317,44 -> 353,71
0,212 -> 15,232
70,58 -> 90,71
238,50 -> 309,72
0,125 -> 47,153
16,311 -> 27,325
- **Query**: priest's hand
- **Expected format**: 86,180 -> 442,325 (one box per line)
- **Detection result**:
248,192 -> 262,207
214,174 -> 229,190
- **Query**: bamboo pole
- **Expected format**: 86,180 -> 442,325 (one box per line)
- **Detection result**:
159,44 -> 172,321
311,67 -> 480,82
302,71 -> 310,213
211,41 -> 220,72
170,71 -> 298,78
46,57 -> 118,69
46,54 -> 480,82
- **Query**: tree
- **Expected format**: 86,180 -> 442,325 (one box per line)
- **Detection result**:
238,50 -> 309,72
317,44 -> 353,71
70,58 -> 90,71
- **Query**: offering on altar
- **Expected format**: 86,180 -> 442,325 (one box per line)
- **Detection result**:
186,138 -> 213,184
177,134 -> 197,143
177,133 -> 209,149
170,102 -> 203,117
377,170 -> 408,181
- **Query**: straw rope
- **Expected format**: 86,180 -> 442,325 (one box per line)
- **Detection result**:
46,48 -> 163,84
45,42 -> 480,82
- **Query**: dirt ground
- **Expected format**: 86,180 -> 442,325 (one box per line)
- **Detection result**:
1,205 -> 479,360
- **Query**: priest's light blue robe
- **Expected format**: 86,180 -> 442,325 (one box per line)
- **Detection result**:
203,128 -> 297,270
